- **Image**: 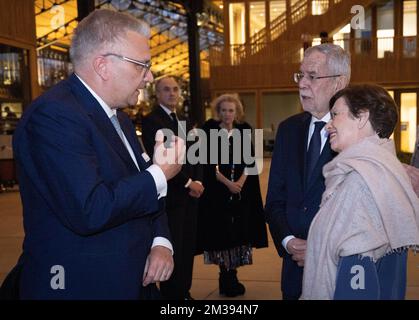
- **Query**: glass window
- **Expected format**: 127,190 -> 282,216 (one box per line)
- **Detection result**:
403,0 -> 417,36
333,24 -> 351,51
354,8 -> 372,54
229,2 -> 246,45
250,2 -> 266,40
270,0 -> 286,40
403,0 -> 417,57
312,0 -> 329,15
240,93 -> 257,129
377,0 -> 394,59
261,92 -> 301,155
270,0 -> 286,21
262,92 -> 301,130
311,37 -> 321,46
229,2 -> 246,65
400,92 -> 417,153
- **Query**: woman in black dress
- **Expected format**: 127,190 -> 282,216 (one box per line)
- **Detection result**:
197,94 -> 268,297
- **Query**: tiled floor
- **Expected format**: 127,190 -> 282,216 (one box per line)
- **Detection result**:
1,159 -> 419,299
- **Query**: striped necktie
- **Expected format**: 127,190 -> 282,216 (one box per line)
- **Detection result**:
110,114 -> 127,146
306,121 -> 326,180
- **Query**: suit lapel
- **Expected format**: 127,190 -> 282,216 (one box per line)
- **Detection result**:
156,106 -> 176,132
67,74 -> 139,173
118,111 -> 151,170
299,114 -> 311,192
305,137 -> 336,192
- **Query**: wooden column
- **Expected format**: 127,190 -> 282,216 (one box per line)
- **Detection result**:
256,90 -> 262,129
224,1 -> 230,66
417,0 -> 419,59
285,0 -> 292,39
393,90 -> 401,153
371,3 -> 377,60
394,0 -> 403,59
186,0 -> 204,125
245,1 -> 251,58
265,0 -> 271,42
0,0 -> 39,100
77,0 -> 95,21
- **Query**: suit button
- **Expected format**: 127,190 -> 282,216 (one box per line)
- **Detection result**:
304,207 -> 307,212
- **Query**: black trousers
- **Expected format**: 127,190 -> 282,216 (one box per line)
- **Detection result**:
0,262 -> 22,300
281,256 -> 303,300
160,199 -> 198,300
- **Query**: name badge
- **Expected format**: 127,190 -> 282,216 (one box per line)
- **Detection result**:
142,152 -> 150,162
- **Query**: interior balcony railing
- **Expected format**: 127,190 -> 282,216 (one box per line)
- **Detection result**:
246,0 -> 373,57
209,36 -> 419,90
212,36 -> 419,66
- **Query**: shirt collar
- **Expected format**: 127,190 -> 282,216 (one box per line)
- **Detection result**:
310,112 -> 331,127
75,74 -> 116,118
159,104 -> 176,116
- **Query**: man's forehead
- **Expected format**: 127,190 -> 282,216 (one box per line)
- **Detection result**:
158,78 -> 179,89
301,52 -> 327,72
120,31 -> 150,58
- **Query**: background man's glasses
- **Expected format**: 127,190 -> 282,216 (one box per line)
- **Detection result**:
293,72 -> 341,84
103,53 -> 151,77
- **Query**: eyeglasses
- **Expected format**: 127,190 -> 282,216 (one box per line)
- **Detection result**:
103,53 -> 151,77
293,72 -> 341,84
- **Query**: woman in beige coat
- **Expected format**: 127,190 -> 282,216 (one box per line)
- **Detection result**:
302,84 -> 419,300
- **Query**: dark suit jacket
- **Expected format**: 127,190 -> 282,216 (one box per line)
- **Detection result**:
12,74 -> 170,299
265,111 -> 336,256
141,105 -> 201,209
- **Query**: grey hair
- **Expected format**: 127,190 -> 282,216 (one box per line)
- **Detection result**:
70,9 -> 150,69
305,43 -> 351,83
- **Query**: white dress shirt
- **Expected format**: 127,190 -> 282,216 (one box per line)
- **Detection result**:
76,75 -> 172,253
282,112 -> 331,253
159,104 -> 201,189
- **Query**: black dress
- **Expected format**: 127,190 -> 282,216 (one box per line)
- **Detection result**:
197,119 -> 268,269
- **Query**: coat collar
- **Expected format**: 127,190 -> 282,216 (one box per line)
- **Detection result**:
67,74 -> 146,172
298,112 -> 311,190
298,112 -> 337,193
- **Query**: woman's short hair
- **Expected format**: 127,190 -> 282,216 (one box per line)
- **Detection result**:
211,93 -> 244,123
329,84 -> 398,138
70,9 -> 150,69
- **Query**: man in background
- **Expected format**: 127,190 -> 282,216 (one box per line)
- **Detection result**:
12,9 -> 184,299
265,43 -> 351,300
142,76 -> 204,300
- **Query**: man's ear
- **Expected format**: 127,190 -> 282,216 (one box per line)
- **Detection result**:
335,76 -> 346,92
92,56 -> 109,81
358,110 -> 370,129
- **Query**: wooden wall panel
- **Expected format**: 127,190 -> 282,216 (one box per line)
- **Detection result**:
0,0 -> 36,46
0,0 -> 39,100
210,55 -> 419,92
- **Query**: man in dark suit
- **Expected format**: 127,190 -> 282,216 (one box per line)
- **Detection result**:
12,9 -> 184,299
142,76 -> 204,300
265,43 -> 351,300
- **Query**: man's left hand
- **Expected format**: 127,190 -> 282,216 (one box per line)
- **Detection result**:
142,245 -> 174,286
188,181 -> 204,198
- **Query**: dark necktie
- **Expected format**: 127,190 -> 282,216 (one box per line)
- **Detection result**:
170,112 -> 178,131
306,121 -> 326,180
110,114 -> 143,171
170,112 -> 186,138
110,114 -> 127,147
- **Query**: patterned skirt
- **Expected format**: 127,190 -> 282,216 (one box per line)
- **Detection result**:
204,245 -> 253,269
